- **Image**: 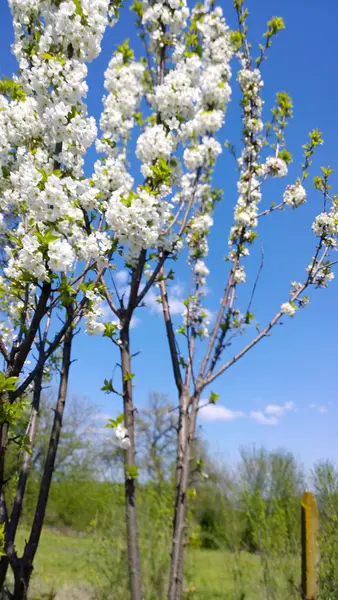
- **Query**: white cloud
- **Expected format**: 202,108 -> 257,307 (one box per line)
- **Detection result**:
145,287 -> 185,316
92,412 -> 112,422
130,315 -> 141,329
250,411 -> 279,425
310,403 -> 328,414
200,403 -> 245,422
86,425 -> 109,436
199,400 -> 297,426
115,270 -> 128,284
265,401 -> 295,418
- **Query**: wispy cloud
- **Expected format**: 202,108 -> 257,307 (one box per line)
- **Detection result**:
115,270 -> 128,284
199,399 -> 297,426
86,425 -> 109,436
250,411 -> 279,426
310,403 -> 328,414
145,285 -> 185,316
250,401 -> 295,425
92,412 -> 111,422
264,401 -> 295,418
200,403 -> 245,422
130,315 -> 141,329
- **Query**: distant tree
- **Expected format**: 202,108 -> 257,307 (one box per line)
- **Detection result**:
313,460 -> 338,598
136,392 -> 176,483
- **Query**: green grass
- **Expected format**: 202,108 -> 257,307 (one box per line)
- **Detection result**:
186,549 -> 299,599
11,528 -> 95,599
9,528 -> 300,600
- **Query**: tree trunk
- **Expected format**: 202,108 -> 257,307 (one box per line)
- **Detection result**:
9,306 -> 73,599
120,324 -> 142,600
12,563 -> 31,600
0,369 -> 43,594
9,368 -> 42,541
167,392 -> 199,600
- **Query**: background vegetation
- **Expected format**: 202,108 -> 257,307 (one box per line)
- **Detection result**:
4,392 -> 338,600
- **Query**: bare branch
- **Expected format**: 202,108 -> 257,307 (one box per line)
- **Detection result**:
101,278 -> 119,317
159,273 -> 183,393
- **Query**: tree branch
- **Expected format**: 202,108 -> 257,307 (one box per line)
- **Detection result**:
159,273 -> 183,393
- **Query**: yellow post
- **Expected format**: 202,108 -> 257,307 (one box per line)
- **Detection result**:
301,491 -> 319,600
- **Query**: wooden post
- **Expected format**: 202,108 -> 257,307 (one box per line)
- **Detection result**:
301,491 -> 319,600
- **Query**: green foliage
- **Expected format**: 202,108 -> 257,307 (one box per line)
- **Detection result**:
0,523 -> 6,557
125,465 -> 138,479
123,372 -> 135,381
313,460 -> 338,598
0,77 -> 26,101
101,378 -> 117,394
116,39 -> 134,64
120,190 -> 138,207
229,30 -> 243,52
0,371 -> 19,394
108,0 -> 124,22
89,481 -> 173,600
103,322 -> 119,340
40,52 -> 66,66
278,149 -> 293,164
58,277 -> 77,307
105,414 -> 124,428
150,156 -> 173,187
5,388 -> 338,599
302,129 -> 324,179
131,0 -> 143,19
209,391 -> 219,404
265,17 -> 285,37
72,0 -> 89,25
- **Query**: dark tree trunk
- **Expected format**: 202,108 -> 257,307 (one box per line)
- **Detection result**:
0,367 -> 44,593
8,306 -> 73,599
167,393 -> 199,600
120,324 -> 142,600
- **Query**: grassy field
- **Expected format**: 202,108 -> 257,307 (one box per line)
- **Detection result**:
10,528 -> 300,599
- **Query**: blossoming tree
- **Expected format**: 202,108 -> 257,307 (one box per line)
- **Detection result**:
152,3 -> 338,599
0,0 -> 337,599
0,0 -> 122,596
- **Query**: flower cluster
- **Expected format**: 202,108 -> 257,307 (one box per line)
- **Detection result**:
283,181 -> 307,208
229,66 -> 264,258
96,1 -> 233,275
0,0 -> 118,358
281,301 -> 296,317
84,290 -> 105,336
141,0 -> 189,49
115,423 -> 130,449
179,5 -> 232,338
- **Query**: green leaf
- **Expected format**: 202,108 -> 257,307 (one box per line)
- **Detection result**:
209,391 -> 220,404
116,39 -> 134,64
123,372 -> 135,382
1,166 -> 10,179
101,378 -> 115,394
40,52 -> 56,61
105,414 -> 124,428
131,0 -> 144,19
0,372 -> 19,394
126,465 -> 138,479
278,149 -> 293,165
245,312 -> 255,325
265,16 -> 285,37
103,322 -> 118,340
0,77 -> 26,101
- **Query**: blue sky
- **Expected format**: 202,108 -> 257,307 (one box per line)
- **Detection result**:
1,0 -> 338,470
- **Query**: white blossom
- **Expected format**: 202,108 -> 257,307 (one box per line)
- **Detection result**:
281,302 -> 296,317
264,157 -> 288,178
283,182 -> 307,207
